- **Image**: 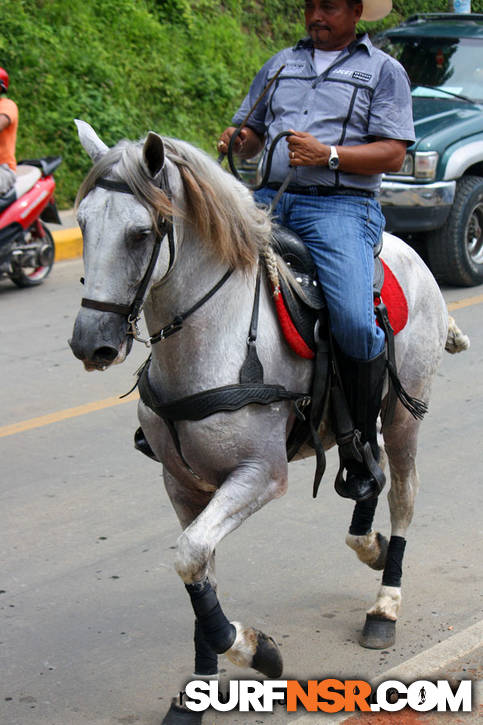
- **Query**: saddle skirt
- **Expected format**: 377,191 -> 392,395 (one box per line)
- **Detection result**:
270,226 -> 408,359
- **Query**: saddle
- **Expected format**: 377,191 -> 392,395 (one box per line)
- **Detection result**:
271,224 -> 385,359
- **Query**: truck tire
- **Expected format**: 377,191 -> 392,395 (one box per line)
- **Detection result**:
427,175 -> 483,287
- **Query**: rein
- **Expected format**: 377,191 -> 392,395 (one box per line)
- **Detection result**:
148,268 -> 233,345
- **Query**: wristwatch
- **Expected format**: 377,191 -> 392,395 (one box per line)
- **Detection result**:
328,145 -> 339,170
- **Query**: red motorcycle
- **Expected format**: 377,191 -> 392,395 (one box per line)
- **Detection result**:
0,156 -> 62,287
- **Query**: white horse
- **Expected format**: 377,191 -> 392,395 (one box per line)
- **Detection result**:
70,120 -> 468,723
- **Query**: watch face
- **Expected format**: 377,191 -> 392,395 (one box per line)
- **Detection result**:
329,148 -> 339,169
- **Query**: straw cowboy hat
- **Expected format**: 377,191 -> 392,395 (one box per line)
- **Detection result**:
361,0 -> 392,21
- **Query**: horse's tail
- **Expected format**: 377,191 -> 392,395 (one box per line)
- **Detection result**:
445,315 -> 470,354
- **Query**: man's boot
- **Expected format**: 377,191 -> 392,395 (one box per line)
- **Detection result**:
334,350 -> 387,501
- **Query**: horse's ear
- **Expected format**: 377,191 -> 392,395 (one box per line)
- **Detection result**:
75,119 -> 108,162
143,132 -> 165,179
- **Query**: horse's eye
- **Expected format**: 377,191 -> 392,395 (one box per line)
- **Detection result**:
129,230 -> 151,245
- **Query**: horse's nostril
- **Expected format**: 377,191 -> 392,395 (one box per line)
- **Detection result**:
93,346 -> 119,363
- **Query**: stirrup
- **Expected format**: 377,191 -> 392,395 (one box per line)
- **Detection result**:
134,427 -> 159,461
334,435 -> 386,501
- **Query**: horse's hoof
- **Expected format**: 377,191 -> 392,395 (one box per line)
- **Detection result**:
161,699 -> 203,724
367,533 -> 389,571
359,613 -> 396,649
225,623 -> 283,678
253,630 -> 284,678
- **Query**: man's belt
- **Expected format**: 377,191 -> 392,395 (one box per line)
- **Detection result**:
266,183 -> 375,199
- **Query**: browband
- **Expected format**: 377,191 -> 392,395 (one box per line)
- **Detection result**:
95,178 -> 133,194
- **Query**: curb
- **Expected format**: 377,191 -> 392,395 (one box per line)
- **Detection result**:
291,619 -> 483,724
52,226 -> 83,261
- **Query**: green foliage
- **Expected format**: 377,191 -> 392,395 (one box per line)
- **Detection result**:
2,0 -> 482,206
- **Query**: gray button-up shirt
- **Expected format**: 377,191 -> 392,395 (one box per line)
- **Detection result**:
232,34 -> 415,192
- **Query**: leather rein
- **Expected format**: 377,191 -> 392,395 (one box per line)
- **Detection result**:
80,176 -> 232,347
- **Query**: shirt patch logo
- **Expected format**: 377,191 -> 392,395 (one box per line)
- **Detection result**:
352,71 -> 372,82
282,62 -> 307,74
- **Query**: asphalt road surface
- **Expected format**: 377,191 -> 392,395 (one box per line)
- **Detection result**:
1,259 -> 482,725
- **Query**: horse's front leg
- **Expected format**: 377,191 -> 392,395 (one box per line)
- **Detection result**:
160,472 -> 220,725
161,471 -> 220,677
174,455 -> 288,679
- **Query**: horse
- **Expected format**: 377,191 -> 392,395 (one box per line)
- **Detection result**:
69,120 -> 468,723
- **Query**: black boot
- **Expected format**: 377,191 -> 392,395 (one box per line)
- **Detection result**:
334,350 -> 386,501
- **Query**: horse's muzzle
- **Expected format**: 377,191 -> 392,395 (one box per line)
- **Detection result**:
69,309 -> 133,370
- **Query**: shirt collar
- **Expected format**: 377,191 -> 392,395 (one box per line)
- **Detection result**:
294,32 -> 373,55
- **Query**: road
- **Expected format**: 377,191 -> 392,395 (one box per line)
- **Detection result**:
1,259 -> 482,725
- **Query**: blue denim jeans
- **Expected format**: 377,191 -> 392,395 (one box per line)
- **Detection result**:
255,187 -> 386,360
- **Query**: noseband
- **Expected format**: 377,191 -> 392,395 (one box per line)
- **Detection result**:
81,175 -> 175,344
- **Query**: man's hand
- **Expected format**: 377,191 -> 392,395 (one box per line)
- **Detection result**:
286,130 -> 407,175
217,126 -> 264,159
286,130 -> 329,167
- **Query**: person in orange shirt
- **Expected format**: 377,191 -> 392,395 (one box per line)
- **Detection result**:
0,67 -> 17,195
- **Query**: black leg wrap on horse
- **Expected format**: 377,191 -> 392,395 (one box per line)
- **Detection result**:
382,535 -> 406,587
349,496 -> 378,536
185,579 -> 236,655
194,618 -> 218,675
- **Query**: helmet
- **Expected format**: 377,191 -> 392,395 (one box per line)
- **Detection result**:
0,68 -> 9,93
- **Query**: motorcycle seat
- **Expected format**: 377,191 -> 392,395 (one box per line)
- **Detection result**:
14,165 -> 42,198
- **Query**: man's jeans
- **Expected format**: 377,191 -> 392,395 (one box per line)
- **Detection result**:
255,187 -> 386,360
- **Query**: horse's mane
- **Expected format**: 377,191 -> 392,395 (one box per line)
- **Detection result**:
76,136 -> 272,270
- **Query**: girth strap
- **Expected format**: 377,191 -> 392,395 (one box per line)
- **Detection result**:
139,372 -> 309,422
138,362 -> 309,477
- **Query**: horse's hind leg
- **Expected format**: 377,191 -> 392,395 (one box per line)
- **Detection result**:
358,412 -> 422,649
346,494 -> 389,571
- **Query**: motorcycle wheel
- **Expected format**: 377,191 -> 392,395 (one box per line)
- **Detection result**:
9,221 -> 55,288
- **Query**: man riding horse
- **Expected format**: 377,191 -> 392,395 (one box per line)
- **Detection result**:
218,0 -> 414,502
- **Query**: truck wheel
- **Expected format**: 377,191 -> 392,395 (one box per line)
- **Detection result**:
427,176 -> 483,287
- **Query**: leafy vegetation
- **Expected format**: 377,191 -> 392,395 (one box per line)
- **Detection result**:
2,0 -> 482,206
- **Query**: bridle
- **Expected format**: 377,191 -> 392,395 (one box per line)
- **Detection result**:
80,174 -> 233,347
80,176 -> 175,345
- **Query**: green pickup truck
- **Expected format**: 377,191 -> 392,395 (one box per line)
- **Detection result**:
376,13 -> 483,286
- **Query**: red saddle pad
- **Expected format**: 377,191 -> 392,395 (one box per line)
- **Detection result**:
274,258 -> 408,359
377,258 -> 408,336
